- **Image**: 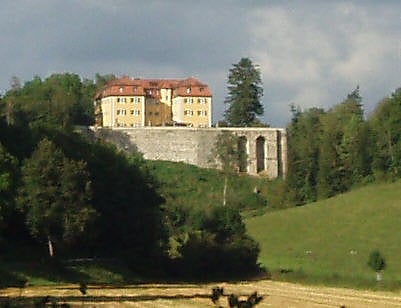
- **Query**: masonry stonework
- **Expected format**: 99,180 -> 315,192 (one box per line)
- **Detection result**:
93,127 -> 287,179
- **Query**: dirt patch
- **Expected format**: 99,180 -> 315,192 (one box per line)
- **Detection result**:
1,280 -> 401,307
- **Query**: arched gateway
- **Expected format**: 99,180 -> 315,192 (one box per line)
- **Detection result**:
93,127 -> 287,179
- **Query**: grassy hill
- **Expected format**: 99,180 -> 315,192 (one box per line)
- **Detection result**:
147,160 -> 268,211
246,180 -> 401,289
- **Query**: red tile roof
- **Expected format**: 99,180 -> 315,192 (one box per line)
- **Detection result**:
95,77 -> 212,99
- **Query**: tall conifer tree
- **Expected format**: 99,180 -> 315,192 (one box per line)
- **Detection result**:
224,58 -> 264,126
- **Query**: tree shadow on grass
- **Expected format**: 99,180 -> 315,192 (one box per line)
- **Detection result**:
0,259 -> 90,288
0,293 -> 212,307
0,269 -> 27,288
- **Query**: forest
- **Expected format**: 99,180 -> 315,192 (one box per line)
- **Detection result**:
285,85 -> 401,206
0,73 -> 259,281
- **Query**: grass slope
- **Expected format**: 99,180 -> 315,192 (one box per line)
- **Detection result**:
246,180 -> 401,289
147,160 -> 267,211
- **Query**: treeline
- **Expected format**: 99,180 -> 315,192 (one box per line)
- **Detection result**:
0,73 -> 260,280
285,86 -> 401,206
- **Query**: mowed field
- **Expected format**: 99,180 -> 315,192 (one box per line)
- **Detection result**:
246,180 -> 401,289
2,280 -> 401,307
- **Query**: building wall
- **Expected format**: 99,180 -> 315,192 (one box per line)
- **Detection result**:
94,127 -> 287,179
95,77 -> 212,128
100,95 -> 145,127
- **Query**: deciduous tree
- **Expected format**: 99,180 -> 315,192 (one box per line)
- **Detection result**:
17,138 -> 94,257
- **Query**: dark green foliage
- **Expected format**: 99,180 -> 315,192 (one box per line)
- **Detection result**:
286,107 -> 323,204
368,88 -> 401,178
286,87 -> 372,205
0,144 -> 18,232
317,87 -> 369,198
0,73 -> 96,129
224,58 -> 264,126
173,205 -> 260,279
85,143 -> 165,261
201,206 -> 246,242
17,139 -> 95,254
176,231 -> 260,279
368,250 -> 386,272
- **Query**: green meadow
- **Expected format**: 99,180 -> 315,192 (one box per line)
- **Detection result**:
246,180 -> 401,289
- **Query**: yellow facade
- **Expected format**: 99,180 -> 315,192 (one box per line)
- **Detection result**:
98,96 -> 145,127
95,77 -> 212,128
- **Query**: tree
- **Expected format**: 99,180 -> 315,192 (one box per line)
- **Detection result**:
368,88 -> 401,178
368,250 -> 386,281
286,106 -> 324,205
224,58 -> 264,126
317,87 -> 368,198
17,139 -> 95,257
176,206 -> 260,279
2,73 -> 97,129
0,144 -> 18,233
212,132 -> 243,206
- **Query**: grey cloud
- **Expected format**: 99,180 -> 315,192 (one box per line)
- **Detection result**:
1,1 -> 401,127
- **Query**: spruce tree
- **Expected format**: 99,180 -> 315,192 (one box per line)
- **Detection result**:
224,58 -> 264,126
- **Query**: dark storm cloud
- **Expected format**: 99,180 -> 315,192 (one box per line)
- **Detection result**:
1,1 -> 401,126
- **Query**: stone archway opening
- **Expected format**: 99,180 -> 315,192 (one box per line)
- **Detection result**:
256,136 -> 265,173
238,136 -> 248,172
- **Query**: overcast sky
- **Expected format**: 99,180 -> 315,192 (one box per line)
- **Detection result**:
2,1 -> 401,127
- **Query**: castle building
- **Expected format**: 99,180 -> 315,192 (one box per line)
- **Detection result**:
94,76 -> 212,128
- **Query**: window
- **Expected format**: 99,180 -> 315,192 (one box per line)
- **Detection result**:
155,112 -> 160,116
119,87 -> 123,93
149,112 -> 153,116
133,110 -> 140,116
184,110 -> 194,116
186,87 -> 191,94
197,110 -> 207,116
131,97 -> 141,103
198,98 -> 206,104
186,97 -> 193,104
117,109 -> 126,115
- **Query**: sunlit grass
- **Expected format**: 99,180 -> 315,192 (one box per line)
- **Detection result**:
246,180 -> 401,289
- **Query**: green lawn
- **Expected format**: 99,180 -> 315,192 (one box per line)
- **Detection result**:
246,180 -> 401,289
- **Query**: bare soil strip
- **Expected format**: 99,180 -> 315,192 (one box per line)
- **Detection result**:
1,280 -> 401,307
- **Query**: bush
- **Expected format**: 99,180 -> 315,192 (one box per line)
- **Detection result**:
368,250 -> 386,281
176,231 -> 260,279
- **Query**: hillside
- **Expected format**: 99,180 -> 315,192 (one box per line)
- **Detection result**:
246,180 -> 401,289
146,160 -> 267,211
